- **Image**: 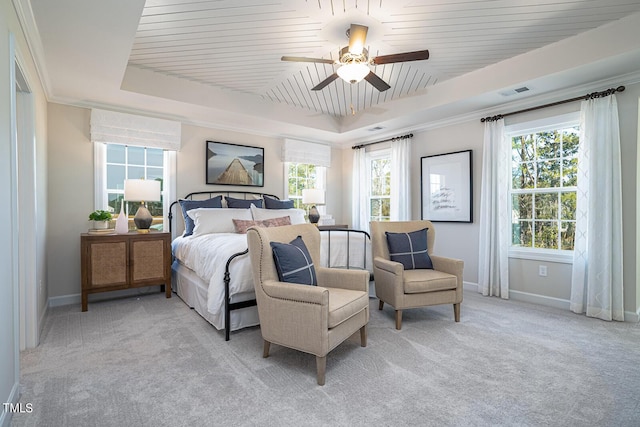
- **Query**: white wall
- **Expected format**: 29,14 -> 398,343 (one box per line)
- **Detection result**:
1,0 -> 49,424
342,82 -> 640,318
178,124 -> 344,222
409,120 -> 483,285
0,17 -> 19,426
47,104 -> 93,301
42,65 -> 640,320
46,105 -> 346,299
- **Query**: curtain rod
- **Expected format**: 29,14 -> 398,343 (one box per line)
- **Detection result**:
352,133 -> 414,150
480,86 -> 625,123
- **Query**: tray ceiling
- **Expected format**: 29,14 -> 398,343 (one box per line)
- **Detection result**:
23,0 -> 640,143
128,0 -> 640,117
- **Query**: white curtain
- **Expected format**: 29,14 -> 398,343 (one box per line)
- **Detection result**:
477,119 -> 510,298
570,95 -> 624,321
163,151 -> 177,236
390,137 -> 411,221
352,147 -> 369,231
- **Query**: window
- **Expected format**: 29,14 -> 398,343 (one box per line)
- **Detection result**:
286,162 -> 326,210
368,150 -> 391,222
104,143 -> 165,228
509,119 -> 579,252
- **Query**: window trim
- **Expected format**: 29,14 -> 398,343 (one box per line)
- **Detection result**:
509,248 -> 574,264
94,142 -> 176,231
506,112 -> 579,262
283,162 -> 327,214
367,148 -> 391,222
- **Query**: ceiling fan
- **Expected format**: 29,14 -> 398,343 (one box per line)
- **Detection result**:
281,24 -> 429,92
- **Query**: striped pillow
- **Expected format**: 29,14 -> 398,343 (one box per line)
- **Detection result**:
385,228 -> 433,270
270,236 -> 317,286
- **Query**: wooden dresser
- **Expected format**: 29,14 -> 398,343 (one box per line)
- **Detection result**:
80,231 -> 171,311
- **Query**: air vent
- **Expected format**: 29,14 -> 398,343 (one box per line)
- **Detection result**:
499,86 -> 530,97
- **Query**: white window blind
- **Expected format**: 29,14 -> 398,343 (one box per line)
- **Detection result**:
283,139 -> 331,167
90,109 -> 181,150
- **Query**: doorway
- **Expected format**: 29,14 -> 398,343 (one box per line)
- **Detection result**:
14,60 -> 39,350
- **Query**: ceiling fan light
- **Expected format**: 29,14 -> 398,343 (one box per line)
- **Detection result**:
337,63 -> 370,84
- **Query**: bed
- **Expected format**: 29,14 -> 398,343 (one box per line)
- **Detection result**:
168,191 -> 372,341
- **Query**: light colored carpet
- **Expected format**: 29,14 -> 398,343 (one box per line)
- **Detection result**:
12,289 -> 640,426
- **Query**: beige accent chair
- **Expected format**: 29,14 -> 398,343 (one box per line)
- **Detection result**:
246,223 -> 370,385
370,220 -> 463,330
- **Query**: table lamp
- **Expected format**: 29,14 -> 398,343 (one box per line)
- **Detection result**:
302,189 -> 325,224
124,179 -> 161,233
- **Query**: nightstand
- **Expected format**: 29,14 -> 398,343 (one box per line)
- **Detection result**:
318,224 -> 349,230
80,231 -> 171,311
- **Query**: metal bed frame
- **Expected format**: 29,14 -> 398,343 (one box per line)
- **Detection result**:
168,190 -> 371,341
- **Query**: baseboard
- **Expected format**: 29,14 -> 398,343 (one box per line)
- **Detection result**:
508,289 -> 570,311
473,287 -> 639,323
0,381 -> 20,427
48,286 -> 164,308
463,281 -> 478,292
38,302 -> 48,343
50,283 -> 640,322
624,309 -> 640,323
48,293 -> 80,307
465,282 -> 571,311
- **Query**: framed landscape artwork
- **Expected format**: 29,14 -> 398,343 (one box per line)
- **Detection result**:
421,150 -> 473,223
206,141 -> 264,187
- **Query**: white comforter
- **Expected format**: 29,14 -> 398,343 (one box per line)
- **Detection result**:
173,233 -> 252,323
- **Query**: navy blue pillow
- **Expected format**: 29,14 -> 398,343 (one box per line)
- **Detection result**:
270,236 -> 317,286
226,196 -> 263,209
385,228 -> 433,270
264,196 -> 294,209
179,196 -> 223,236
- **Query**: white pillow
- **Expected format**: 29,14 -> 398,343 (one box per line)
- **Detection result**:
251,205 -> 306,225
188,208 -> 252,236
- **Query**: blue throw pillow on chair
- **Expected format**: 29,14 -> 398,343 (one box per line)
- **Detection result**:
270,236 -> 317,286
385,228 -> 433,270
179,196 -> 223,236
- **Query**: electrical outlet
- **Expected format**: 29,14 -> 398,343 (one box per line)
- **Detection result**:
539,265 -> 548,277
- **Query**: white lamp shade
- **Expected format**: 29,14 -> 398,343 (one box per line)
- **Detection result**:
124,179 -> 161,202
337,63 -> 370,84
302,189 -> 325,205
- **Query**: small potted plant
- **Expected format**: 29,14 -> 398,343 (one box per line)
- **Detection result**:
89,210 -> 113,229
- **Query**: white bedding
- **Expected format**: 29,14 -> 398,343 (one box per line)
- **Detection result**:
172,230 -> 372,331
173,233 -> 252,329
319,230 -> 373,272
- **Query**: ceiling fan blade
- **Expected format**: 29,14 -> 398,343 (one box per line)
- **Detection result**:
372,49 -> 430,65
312,73 -> 339,91
348,24 -> 368,55
364,71 -> 391,92
281,56 -> 335,64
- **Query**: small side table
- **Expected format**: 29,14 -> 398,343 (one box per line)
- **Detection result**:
80,231 -> 171,311
318,224 -> 349,230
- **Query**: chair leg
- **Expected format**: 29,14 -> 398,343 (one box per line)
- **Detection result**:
378,300 -> 384,310
262,340 -> 271,358
395,310 -> 402,330
316,356 -> 326,386
454,303 -> 461,322
360,325 -> 367,347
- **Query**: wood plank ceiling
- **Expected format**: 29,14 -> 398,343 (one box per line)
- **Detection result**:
128,0 -> 640,117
